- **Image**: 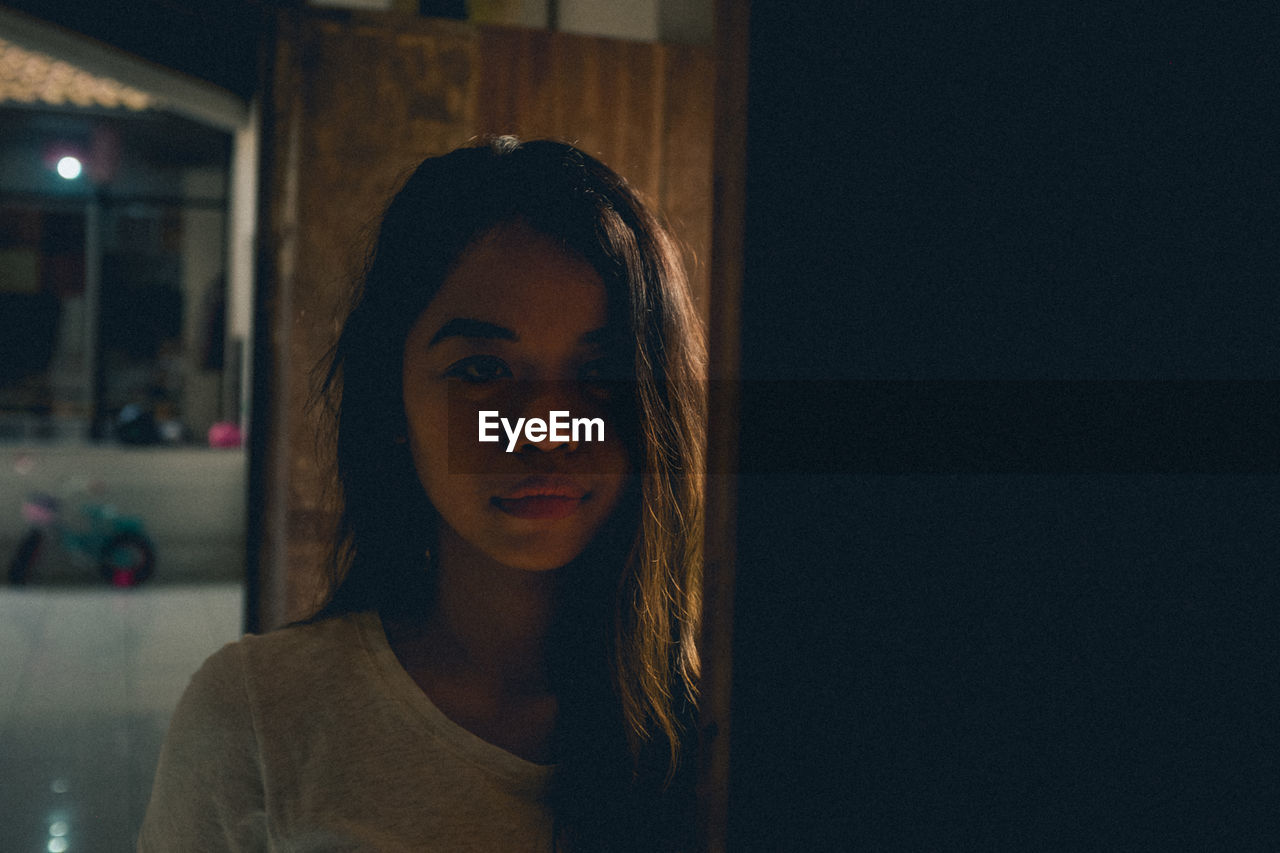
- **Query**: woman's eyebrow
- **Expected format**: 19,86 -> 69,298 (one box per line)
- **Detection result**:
428,318 -> 517,347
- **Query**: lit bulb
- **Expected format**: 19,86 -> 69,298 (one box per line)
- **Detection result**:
56,156 -> 82,180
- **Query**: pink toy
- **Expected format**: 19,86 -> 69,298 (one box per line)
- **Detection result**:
207,421 -> 243,448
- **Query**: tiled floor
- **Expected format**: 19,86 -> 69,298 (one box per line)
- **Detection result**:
0,582 -> 242,852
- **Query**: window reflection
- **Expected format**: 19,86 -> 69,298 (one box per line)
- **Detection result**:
0,107 -> 233,446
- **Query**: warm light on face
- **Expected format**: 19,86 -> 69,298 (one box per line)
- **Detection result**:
401,223 -> 631,572
55,156 -> 82,180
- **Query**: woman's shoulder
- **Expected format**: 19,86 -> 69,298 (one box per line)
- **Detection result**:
191,610 -> 381,703
241,610 -> 372,654
142,611 -> 389,847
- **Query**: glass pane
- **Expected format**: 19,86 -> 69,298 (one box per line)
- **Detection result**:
0,107 -> 232,445
0,205 -> 88,441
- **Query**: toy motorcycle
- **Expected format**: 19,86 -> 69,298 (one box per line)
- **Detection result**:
8,485 -> 155,587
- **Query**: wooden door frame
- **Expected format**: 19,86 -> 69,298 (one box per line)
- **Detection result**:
698,2 -> 748,850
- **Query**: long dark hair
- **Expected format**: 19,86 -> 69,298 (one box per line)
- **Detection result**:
316,137 -> 706,850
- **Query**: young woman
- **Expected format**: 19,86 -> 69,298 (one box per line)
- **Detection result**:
139,137 -> 707,852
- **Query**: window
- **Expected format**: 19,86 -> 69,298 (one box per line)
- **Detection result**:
0,107 -> 233,444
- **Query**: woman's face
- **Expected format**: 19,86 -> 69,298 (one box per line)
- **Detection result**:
401,222 -> 631,572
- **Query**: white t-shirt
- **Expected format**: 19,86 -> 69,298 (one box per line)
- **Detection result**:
138,611 -> 556,852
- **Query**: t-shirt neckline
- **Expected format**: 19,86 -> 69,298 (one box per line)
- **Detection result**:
353,609 -> 556,796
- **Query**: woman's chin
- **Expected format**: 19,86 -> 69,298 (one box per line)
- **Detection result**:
485,545 -> 585,573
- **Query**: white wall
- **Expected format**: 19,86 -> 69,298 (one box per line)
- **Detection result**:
2,445 -> 246,582
559,0 -> 658,40
460,0 -> 711,43
227,102 -> 258,430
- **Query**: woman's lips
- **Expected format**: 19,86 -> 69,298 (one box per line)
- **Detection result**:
492,495 -> 585,520
493,476 -> 589,519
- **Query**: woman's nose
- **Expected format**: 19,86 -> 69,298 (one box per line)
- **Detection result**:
515,383 -> 583,454
515,414 -> 582,454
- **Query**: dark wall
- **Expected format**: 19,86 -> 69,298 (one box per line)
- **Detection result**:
729,2 -> 1277,849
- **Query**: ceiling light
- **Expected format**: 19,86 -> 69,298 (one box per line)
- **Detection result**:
56,155 -> 82,179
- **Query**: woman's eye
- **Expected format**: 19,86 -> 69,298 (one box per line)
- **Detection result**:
581,358 -> 616,382
445,356 -> 512,384
580,357 -> 627,395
